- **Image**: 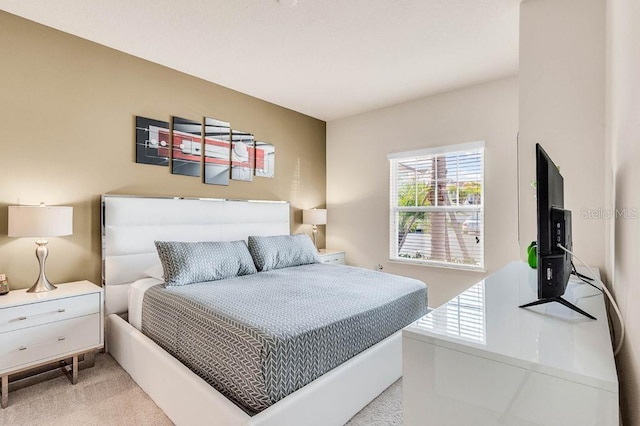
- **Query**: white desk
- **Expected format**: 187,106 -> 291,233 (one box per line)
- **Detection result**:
403,261 -> 618,426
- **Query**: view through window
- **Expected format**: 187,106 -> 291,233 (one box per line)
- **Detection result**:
388,142 -> 484,269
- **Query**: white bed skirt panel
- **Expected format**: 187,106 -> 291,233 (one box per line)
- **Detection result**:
106,314 -> 402,426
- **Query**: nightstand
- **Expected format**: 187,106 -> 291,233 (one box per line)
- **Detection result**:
318,249 -> 346,265
0,281 -> 104,408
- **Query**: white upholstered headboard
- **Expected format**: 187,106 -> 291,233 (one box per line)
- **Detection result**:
101,194 -> 290,316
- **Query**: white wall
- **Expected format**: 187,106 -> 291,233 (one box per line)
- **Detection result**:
607,0 -> 640,423
518,0 -> 606,270
519,0 -> 640,423
327,77 -> 519,308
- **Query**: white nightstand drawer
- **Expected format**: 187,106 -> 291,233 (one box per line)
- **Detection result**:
321,253 -> 345,264
319,250 -> 346,265
0,293 -> 100,334
0,313 -> 101,373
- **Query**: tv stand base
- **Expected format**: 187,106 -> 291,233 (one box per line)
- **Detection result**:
519,297 -> 596,320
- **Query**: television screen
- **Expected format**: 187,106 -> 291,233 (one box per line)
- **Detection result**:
536,143 -> 572,299
520,144 -> 595,319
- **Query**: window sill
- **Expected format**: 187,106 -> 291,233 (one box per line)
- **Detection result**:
388,258 -> 485,273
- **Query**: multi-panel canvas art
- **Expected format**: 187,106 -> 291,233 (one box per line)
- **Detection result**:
135,114 -> 275,184
231,129 -> 255,182
172,117 -> 202,177
135,116 -> 170,166
204,117 -> 231,186
255,142 -> 275,178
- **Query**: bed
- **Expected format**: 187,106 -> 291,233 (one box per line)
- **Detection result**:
102,195 -> 427,425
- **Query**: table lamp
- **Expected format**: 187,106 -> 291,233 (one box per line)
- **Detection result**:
8,203 -> 73,293
302,208 -> 326,251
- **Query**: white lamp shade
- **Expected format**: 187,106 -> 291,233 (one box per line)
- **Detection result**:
8,205 -> 73,237
303,209 -> 327,225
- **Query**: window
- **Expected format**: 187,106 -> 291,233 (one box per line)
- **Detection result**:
388,141 -> 484,270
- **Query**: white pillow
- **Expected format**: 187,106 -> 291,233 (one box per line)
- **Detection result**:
143,264 -> 164,281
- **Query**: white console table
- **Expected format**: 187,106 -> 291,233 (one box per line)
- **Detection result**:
403,261 -> 618,426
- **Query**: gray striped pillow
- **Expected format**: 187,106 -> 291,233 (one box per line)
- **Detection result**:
155,240 -> 257,286
247,234 -> 320,272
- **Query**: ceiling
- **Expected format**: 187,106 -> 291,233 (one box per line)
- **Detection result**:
0,0 -> 520,121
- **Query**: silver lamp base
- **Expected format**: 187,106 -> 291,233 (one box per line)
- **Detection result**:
27,240 -> 57,293
311,225 -> 320,252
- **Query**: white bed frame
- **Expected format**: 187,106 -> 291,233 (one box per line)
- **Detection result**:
102,195 -> 402,426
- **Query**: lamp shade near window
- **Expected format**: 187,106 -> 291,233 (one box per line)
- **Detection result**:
302,209 -> 327,226
302,208 -> 326,251
8,204 -> 73,293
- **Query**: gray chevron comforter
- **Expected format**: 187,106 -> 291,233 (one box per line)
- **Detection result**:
141,263 -> 427,414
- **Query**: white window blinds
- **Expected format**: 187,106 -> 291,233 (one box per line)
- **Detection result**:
388,141 -> 484,270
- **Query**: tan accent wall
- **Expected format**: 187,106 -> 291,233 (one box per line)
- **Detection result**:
0,12 -> 326,290
327,77 -> 520,308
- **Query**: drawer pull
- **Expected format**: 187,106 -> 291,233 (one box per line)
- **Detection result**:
18,346 -> 26,351
14,308 -> 67,322
58,337 -> 66,342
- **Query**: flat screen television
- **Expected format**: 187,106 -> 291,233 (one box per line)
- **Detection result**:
519,143 -> 595,319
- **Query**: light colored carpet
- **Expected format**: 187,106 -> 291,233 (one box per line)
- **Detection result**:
0,353 -> 403,425
0,354 -> 173,426
345,378 -> 403,426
